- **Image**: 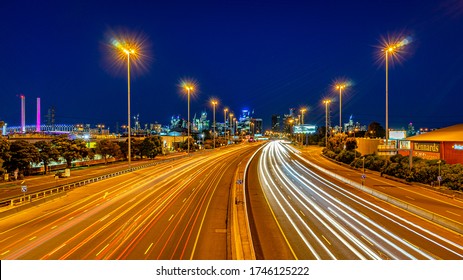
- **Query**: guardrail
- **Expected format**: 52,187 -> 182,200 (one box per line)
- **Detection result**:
0,156 -> 188,210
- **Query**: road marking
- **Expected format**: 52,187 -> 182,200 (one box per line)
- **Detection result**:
311,195 -> 316,201
100,214 -> 110,222
322,235 -> 331,246
361,235 -> 374,246
1,250 -> 10,256
446,210 -> 461,217
168,214 -> 174,221
288,195 -> 292,201
405,196 -> 415,201
182,198 -> 187,203
135,215 -> 142,222
51,225 -> 57,230
96,244 -> 109,257
299,210 -> 305,217
29,236 -> 37,241
144,243 -> 153,255
69,217 -> 74,220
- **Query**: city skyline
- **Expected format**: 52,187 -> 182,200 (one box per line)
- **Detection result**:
1,0 -> 462,131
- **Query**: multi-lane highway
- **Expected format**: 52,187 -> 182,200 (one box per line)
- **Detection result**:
0,143 -> 261,260
247,141 -> 463,260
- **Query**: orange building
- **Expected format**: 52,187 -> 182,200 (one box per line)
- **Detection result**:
398,124 -> 463,164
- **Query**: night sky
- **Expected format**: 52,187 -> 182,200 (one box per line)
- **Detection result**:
1,0 -> 463,131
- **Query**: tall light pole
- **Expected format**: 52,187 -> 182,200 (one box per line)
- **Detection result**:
336,83 -> 347,134
300,108 -> 307,125
211,100 -> 218,149
110,37 -> 141,168
224,108 -> 228,143
323,99 -> 331,147
229,113 -> 234,144
382,36 -> 410,145
180,80 -> 196,155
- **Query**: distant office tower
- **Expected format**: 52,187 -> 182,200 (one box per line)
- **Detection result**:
271,114 -> 281,132
36,97 -> 41,132
47,106 -> 55,130
20,94 -> 25,132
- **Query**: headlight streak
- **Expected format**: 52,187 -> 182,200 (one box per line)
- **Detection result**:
276,149 -> 418,259
258,144 -> 324,259
283,143 -> 463,258
268,142 -> 380,259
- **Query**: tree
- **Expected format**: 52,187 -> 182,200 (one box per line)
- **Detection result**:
345,137 -> 357,151
3,140 -> 40,175
367,121 -> 385,138
52,135 -> 89,168
140,136 -> 162,159
96,139 -> 121,164
0,138 -> 10,175
34,140 -> 60,174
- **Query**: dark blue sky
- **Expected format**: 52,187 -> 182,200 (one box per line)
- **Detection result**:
1,0 -> 463,131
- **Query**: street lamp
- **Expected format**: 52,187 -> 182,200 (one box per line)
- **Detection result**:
224,108 -> 228,142
323,99 -> 331,147
180,79 -> 197,155
300,108 -> 307,125
229,113 -> 234,144
382,36 -> 410,145
110,36 -> 142,168
335,83 -> 348,134
211,100 -> 218,149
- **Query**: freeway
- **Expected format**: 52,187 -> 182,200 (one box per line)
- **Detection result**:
247,141 -> 463,259
0,143 -> 261,260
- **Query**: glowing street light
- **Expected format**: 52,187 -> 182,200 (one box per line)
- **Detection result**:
211,100 -> 218,149
180,79 -> 197,154
229,113 -> 234,144
300,108 -> 307,125
224,108 -> 229,142
109,35 -> 143,168
323,99 -> 331,147
382,36 -> 410,145
335,83 -> 349,134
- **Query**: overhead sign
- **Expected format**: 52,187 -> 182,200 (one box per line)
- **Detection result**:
21,185 -> 27,192
389,130 -> 406,140
453,144 -> 463,151
293,125 -> 317,134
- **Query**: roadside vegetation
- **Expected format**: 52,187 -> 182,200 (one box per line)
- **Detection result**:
322,134 -> 463,192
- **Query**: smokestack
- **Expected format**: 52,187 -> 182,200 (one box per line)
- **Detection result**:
20,94 -> 25,133
36,97 -> 41,132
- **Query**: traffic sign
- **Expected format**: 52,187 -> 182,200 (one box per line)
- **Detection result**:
437,176 -> 442,182
236,179 -> 243,185
21,185 -> 27,193
361,174 -> 366,179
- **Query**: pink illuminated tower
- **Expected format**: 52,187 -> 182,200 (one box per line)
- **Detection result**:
36,97 -> 41,132
20,94 -> 25,133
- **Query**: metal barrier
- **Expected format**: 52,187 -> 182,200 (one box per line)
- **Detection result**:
0,156 -> 186,210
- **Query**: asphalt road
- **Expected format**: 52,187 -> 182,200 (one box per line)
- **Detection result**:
0,143 -> 261,260
247,141 -> 463,260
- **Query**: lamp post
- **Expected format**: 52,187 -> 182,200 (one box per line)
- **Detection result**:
229,113 -> 234,144
336,83 -> 347,134
211,100 -> 218,149
323,99 -> 331,147
180,81 -> 196,154
383,36 -> 410,145
224,108 -> 228,143
111,38 -> 138,168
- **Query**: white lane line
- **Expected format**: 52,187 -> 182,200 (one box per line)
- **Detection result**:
299,210 -> 305,217
1,250 -> 10,256
168,214 -> 174,221
405,196 -> 415,201
144,243 -> 153,255
446,210 -> 461,217
29,236 -> 37,241
69,217 -> 74,220
182,198 -> 187,203
51,225 -> 57,230
96,244 -> 109,257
